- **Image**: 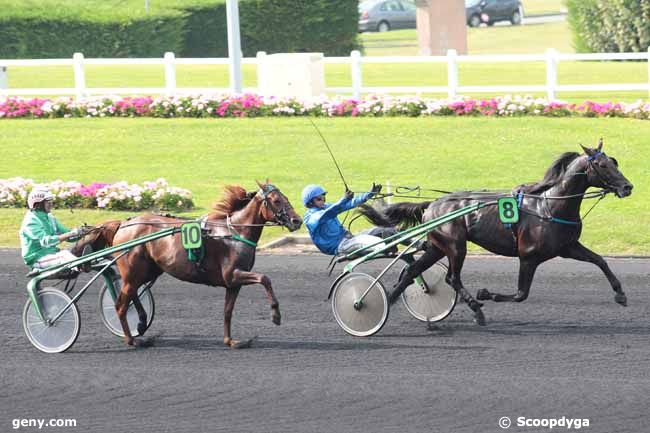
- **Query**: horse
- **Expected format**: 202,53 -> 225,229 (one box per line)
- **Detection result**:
110,181 -> 302,348
358,140 -> 633,326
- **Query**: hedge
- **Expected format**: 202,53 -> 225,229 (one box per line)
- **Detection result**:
0,0 -> 360,58
567,0 -> 650,53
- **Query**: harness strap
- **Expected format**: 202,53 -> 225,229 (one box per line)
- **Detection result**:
232,234 -> 257,248
550,217 -> 581,226
587,151 -> 605,161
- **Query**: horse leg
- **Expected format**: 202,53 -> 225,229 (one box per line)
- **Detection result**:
223,286 -> 251,349
444,243 -> 487,326
388,247 -> 444,304
115,284 -> 136,346
131,288 -> 148,336
476,258 -> 540,303
560,242 -> 627,306
229,269 -> 282,326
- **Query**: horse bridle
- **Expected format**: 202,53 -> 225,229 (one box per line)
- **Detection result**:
257,184 -> 294,227
585,152 -> 619,192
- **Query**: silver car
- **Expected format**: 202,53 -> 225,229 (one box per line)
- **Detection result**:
359,0 -> 417,33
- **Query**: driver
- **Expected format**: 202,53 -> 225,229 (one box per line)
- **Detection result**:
302,183 -> 423,256
19,188 -> 87,270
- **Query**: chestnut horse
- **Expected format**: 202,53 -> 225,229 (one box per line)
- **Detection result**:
110,182 -> 302,348
359,141 -> 633,325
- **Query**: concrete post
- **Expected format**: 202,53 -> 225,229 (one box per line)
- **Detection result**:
415,0 -> 467,56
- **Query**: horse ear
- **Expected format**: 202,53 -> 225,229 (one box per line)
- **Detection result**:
255,180 -> 264,190
579,143 -> 594,156
597,137 -> 603,151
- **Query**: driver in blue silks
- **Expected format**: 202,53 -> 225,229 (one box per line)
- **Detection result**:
303,183 -> 415,256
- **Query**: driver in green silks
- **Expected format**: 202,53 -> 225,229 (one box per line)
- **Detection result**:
19,188 -> 87,270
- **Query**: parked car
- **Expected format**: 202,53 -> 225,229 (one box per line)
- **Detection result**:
466,0 -> 523,27
358,0 -> 417,33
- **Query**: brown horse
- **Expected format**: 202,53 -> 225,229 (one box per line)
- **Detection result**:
110,181 -> 302,348
359,141 -> 633,325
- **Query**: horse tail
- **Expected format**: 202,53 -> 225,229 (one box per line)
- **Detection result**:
357,201 -> 431,230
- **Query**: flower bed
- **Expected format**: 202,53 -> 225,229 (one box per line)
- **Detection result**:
1,94 -> 649,120
0,177 -> 194,211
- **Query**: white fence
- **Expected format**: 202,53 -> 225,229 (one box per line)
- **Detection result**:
1,48 -> 650,100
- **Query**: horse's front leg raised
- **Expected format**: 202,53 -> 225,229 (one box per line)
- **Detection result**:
221,269 -> 280,349
477,258 -> 540,303
230,269 -> 281,325
559,242 -> 627,306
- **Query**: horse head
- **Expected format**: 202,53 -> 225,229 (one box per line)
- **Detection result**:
255,180 -> 302,231
70,220 -> 122,256
579,138 -> 633,198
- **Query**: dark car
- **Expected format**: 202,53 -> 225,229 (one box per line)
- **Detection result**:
358,0 -> 417,33
466,0 -> 523,27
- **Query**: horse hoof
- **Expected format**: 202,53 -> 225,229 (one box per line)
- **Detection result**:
272,313 -> 281,326
230,339 -> 253,349
614,293 -> 628,306
137,322 -> 148,336
473,308 -> 487,326
476,288 -> 491,301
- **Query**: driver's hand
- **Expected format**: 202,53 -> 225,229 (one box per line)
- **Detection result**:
371,183 -> 382,195
344,189 -> 354,200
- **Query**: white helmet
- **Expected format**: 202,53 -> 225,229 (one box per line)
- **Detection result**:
28,188 -> 54,209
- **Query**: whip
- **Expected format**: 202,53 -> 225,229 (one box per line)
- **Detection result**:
308,118 -> 350,192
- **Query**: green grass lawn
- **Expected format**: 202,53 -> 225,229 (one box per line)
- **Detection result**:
1,117 -> 647,255
522,0 -> 565,16
361,21 -> 574,56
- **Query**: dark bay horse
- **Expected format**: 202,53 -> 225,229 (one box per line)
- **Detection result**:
109,182 -> 302,348
359,141 -> 633,325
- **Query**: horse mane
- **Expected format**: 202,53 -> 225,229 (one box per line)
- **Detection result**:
211,185 -> 255,219
516,152 -> 581,194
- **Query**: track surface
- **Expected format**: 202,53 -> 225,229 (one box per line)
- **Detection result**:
1,249 -> 648,433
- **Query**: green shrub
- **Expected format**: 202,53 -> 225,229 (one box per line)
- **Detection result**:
0,0 -> 360,58
567,0 -> 650,53
0,1 -> 186,58
179,0 -> 360,57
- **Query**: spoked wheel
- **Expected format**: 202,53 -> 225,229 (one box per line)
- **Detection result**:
98,280 -> 155,338
331,273 -> 389,337
400,262 -> 457,323
23,288 -> 80,353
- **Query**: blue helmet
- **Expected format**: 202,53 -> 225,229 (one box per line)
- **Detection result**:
301,184 -> 327,207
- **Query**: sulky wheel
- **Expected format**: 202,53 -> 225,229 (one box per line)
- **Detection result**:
98,280 -> 155,338
23,288 -> 80,353
331,272 -> 389,337
400,262 -> 457,323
